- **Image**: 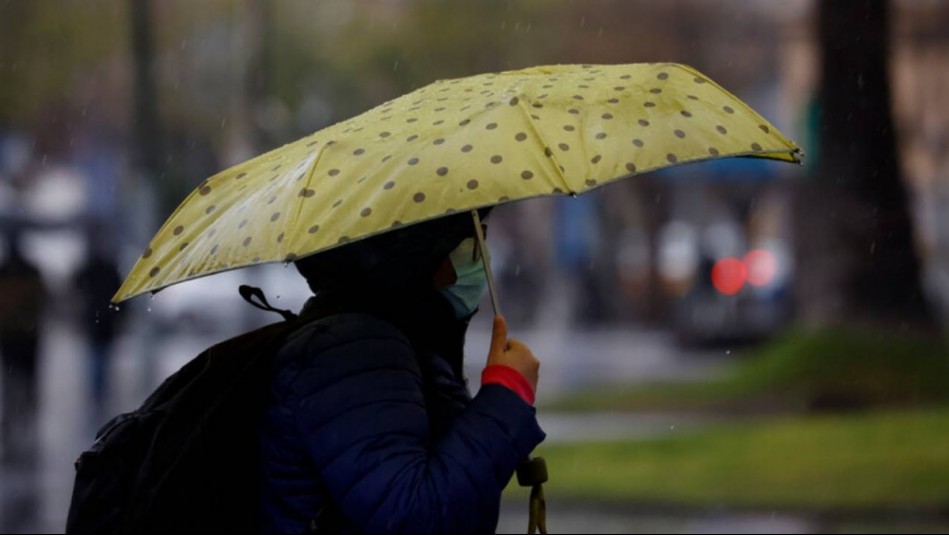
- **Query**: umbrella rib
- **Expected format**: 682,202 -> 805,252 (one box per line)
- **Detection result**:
287,141 -> 330,257
512,98 -> 573,195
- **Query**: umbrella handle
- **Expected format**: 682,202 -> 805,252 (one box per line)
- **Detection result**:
471,210 -> 501,317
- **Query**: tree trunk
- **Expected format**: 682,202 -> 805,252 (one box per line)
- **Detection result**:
795,0 -> 937,332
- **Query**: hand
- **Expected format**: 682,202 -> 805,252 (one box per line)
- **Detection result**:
486,315 -> 539,394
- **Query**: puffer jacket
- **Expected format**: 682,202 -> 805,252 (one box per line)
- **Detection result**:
258,291 -> 546,534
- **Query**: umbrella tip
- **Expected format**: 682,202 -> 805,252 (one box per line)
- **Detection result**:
792,148 -> 806,166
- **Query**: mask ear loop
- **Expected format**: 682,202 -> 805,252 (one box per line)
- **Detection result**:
471,209 -> 501,317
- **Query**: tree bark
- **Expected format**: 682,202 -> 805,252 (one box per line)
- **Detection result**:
796,0 -> 936,331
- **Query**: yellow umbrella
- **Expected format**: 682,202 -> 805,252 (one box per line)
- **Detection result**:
114,63 -> 801,305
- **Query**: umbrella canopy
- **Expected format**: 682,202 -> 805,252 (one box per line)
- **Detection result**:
114,63 -> 801,303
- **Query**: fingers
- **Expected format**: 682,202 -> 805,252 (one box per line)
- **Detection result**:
490,315 -> 508,355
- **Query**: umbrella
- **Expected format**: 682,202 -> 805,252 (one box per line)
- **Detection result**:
113,63 -> 802,306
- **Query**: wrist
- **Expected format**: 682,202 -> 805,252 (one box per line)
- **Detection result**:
481,365 -> 535,405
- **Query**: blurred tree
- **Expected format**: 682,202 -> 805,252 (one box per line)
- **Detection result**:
796,0 -> 937,332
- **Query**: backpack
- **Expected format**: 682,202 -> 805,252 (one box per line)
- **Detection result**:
65,286 -> 314,534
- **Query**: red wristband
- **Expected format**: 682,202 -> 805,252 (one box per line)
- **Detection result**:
481,365 -> 535,406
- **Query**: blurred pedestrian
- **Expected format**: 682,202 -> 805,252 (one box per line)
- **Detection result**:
260,212 -> 546,533
0,227 -> 46,465
72,224 -> 123,424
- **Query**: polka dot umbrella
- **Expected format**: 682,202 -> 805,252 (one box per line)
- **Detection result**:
113,63 -> 802,307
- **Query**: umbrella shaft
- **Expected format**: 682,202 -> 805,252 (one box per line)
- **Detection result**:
472,210 -> 501,317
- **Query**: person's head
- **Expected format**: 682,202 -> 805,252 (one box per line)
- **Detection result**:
294,209 -> 491,308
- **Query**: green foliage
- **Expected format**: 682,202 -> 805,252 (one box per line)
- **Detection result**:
546,328 -> 949,413
522,408 -> 949,509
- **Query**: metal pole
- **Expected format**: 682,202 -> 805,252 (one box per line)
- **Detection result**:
471,210 -> 500,317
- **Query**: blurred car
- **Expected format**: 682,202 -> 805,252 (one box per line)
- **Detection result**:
659,219 -> 794,346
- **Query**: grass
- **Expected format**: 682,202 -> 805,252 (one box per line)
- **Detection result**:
543,327 -> 949,414
512,407 -> 949,511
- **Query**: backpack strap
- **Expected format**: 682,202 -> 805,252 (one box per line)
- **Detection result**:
239,285 -> 298,322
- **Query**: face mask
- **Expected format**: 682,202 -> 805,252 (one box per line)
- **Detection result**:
438,237 -> 488,319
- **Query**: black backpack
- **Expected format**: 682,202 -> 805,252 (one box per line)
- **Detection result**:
65,286 -> 313,534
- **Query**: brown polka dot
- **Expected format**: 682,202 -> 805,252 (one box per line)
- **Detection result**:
407,157 -> 420,166
436,167 -> 449,176
759,124 -> 771,134
406,135 -> 419,142
694,77 -> 707,84
353,148 -> 365,156
591,155 -> 602,164
413,192 -> 426,203
568,108 -> 580,115
268,196 -> 277,205
544,147 -> 553,157
498,196 -> 510,202
306,140 -> 319,147
626,162 -> 637,173
563,125 -> 575,132
406,118 -> 418,123
490,155 -> 503,164
515,132 -> 528,142
252,256 -> 261,262
681,111 -> 693,118
572,95 -> 584,100
467,180 -> 479,190
384,181 -> 395,190
179,242 -> 189,252
381,155 -> 392,162
433,138 -> 445,145
595,132 -> 607,140
530,114 -> 541,120
521,170 -> 534,180
210,245 -> 219,256
638,119 -> 650,127
307,225 -> 319,235
716,125 -> 728,135
432,120 -> 444,126
236,172 -> 247,179
284,253 -> 298,262
360,207 -> 372,217
486,122 -> 498,130
239,219 -> 248,229
644,101 -> 656,108
552,188 -> 564,194
633,139 -> 644,147
270,212 -> 280,222
270,165 -> 281,172
709,147 -> 720,156
379,131 -> 391,138
459,119 -> 471,126
585,179 -> 598,187
650,88 -> 663,94
558,143 -> 570,151
243,237 -> 252,247
675,129 -> 686,139
199,184 -> 212,196
328,169 -> 340,177
751,142 -> 763,151
614,86 -> 626,91
299,188 -> 315,198
461,144 -> 473,153
620,74 -> 631,80
173,225 -> 184,236
667,154 -> 678,163
602,113 -> 613,120
688,95 -> 699,100
532,102 -> 543,109
723,105 -> 735,114
657,72 -> 669,80
149,267 -> 160,278
205,205 -> 216,215
143,248 -> 153,259
509,97 -> 519,106
208,229 -> 217,238
391,221 -> 403,228
277,233 -> 285,242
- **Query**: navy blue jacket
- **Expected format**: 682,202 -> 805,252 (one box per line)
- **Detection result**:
258,292 -> 545,533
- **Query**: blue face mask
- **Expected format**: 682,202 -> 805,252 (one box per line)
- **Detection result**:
438,237 -> 488,319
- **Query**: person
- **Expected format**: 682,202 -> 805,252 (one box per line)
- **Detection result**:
72,225 -> 124,424
258,211 -> 546,534
0,226 -> 46,465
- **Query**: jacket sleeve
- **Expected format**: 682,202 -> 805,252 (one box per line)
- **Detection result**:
287,333 -> 545,534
